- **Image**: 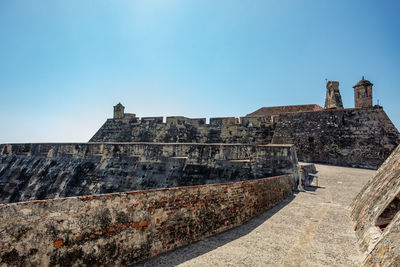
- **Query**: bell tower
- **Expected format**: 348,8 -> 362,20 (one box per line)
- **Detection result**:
353,76 -> 373,108
113,103 -> 125,119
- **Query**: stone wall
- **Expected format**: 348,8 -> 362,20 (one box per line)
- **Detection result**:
0,143 -> 298,204
89,116 -> 274,144
0,174 -> 294,266
350,145 -> 400,266
272,106 -> 400,169
89,107 -> 399,169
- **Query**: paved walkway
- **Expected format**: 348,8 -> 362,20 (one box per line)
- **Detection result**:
137,164 -> 375,266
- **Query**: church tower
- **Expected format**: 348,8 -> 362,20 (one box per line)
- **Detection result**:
113,103 -> 125,119
353,76 -> 373,108
324,81 -> 343,109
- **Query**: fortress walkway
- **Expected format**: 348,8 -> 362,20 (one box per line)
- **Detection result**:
137,164 -> 374,266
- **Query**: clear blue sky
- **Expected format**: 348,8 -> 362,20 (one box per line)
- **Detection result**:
0,0 -> 399,143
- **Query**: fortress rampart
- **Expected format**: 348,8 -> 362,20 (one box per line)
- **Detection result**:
272,106 -> 400,169
89,106 -> 399,169
0,143 -> 298,204
90,77 -> 400,169
89,115 -> 275,144
0,174 -> 294,266
1,77 -> 399,266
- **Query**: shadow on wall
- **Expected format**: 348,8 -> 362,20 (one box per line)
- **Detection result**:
132,194 -> 296,267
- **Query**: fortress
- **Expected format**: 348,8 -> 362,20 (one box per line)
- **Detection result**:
91,77 -> 399,169
0,77 -> 399,266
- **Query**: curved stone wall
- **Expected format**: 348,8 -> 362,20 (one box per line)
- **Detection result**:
351,145 -> 400,266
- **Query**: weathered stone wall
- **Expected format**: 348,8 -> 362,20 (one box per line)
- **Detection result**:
0,174 -> 294,266
0,143 -> 298,204
272,106 -> 400,169
89,116 -> 274,144
350,145 -> 400,266
89,107 -> 399,169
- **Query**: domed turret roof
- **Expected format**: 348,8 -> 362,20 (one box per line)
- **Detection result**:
353,76 -> 373,88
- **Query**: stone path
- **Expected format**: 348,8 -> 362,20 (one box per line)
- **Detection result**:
136,164 -> 375,266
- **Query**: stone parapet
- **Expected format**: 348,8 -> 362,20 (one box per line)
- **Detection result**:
0,143 -> 298,204
89,115 -> 275,144
0,174 -> 294,266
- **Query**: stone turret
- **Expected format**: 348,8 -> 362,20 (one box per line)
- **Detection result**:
324,81 -> 343,109
353,76 -> 373,108
113,103 -> 125,119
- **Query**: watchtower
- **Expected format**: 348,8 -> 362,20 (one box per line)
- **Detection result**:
353,76 -> 373,108
324,81 -> 343,109
113,103 -> 125,119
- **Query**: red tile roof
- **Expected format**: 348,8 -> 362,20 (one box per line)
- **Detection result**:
246,104 -> 323,117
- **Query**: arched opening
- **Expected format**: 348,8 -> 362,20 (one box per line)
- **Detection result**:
365,88 -> 368,97
375,191 -> 400,232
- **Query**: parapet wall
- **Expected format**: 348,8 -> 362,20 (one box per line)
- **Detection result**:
0,143 -> 298,204
272,106 -> 400,169
351,145 -> 400,266
89,116 -> 275,144
0,174 -> 294,266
